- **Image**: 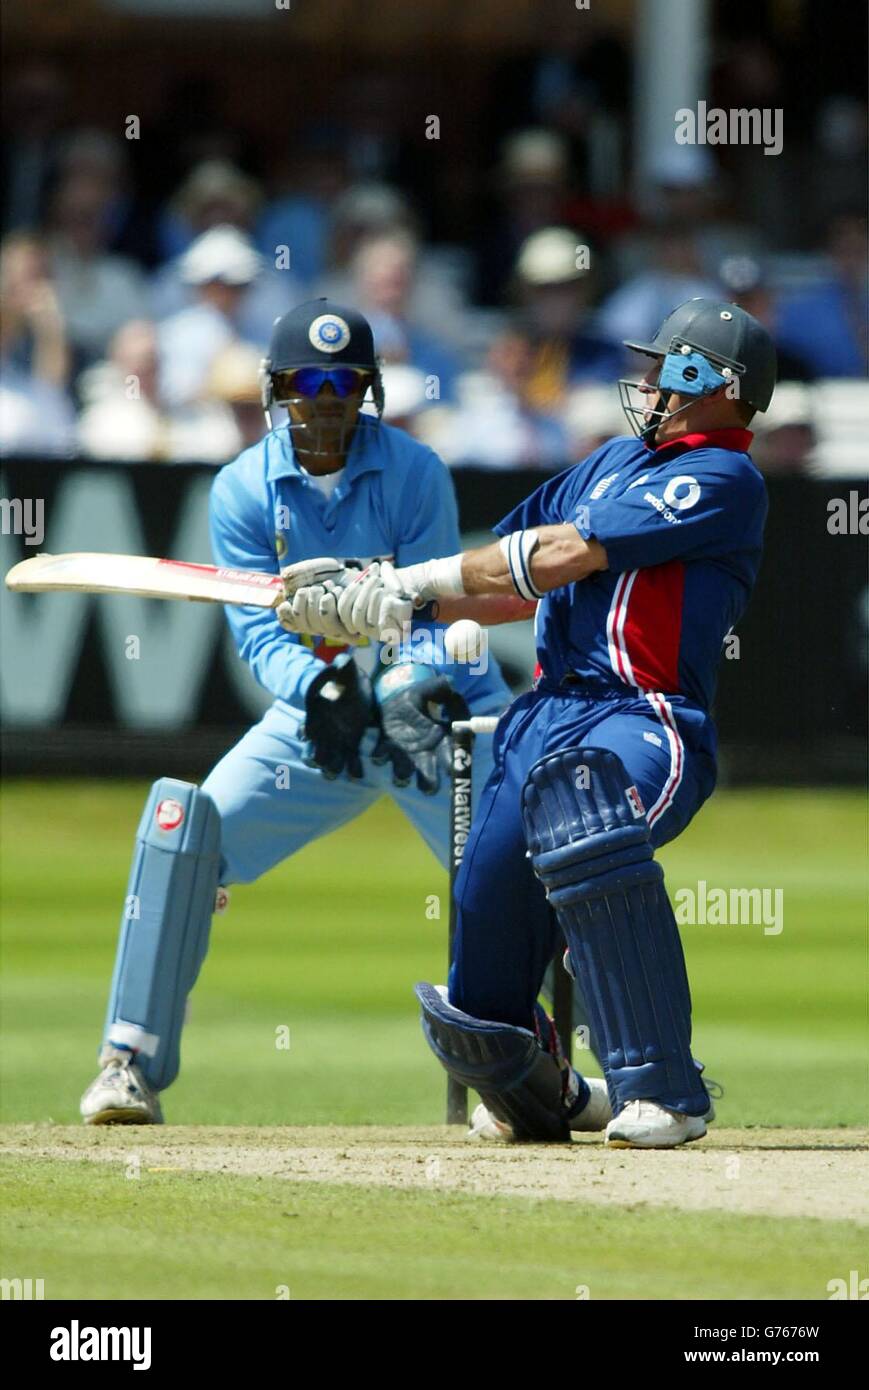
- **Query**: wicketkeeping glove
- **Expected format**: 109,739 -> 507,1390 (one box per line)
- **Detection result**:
301,653 -> 374,781
372,663 -> 469,795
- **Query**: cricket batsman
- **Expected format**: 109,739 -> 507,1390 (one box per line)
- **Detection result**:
280,298 -> 777,1148
80,298 -> 512,1124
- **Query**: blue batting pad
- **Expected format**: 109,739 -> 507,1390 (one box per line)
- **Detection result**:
522,747 -> 709,1117
102,779 -> 221,1091
415,982 -> 571,1141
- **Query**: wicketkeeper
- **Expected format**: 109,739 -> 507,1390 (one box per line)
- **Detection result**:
80,299 -> 513,1124
280,298 -> 777,1148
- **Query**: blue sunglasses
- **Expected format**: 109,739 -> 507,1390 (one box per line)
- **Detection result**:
273,366 -> 371,401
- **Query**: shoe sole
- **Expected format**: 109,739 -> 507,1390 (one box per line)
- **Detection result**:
606,1124 -> 707,1150
83,1109 -> 160,1126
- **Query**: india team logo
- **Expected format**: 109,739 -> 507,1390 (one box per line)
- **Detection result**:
156,798 -> 185,831
308,314 -> 351,354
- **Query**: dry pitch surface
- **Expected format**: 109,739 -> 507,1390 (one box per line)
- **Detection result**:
4,1124 -> 867,1224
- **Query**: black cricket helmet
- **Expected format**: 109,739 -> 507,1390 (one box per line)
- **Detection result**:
619,297 -> 777,443
260,298 -> 384,455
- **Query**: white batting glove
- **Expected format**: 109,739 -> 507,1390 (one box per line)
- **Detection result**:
335,561 -> 415,641
280,557 -> 355,598
276,584 -> 349,641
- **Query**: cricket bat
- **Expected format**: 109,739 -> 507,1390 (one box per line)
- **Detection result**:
4,553 -> 285,608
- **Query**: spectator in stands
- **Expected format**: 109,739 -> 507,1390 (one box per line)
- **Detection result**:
0,231 -> 69,387
47,172 -> 148,370
513,226 -> 624,408
563,383 -> 627,458
718,255 -> 815,381
199,341 -> 267,457
477,128 -> 575,305
0,231 -> 74,455
1,61 -> 68,233
639,146 -> 763,272
315,183 -> 471,352
348,229 -> 464,399
78,321 -> 265,464
774,211 -> 868,378
598,219 -> 721,356
156,158 -> 261,265
157,226 -> 263,409
151,161 -> 300,342
377,362 -> 431,437
319,182 -> 416,283
78,319 -> 168,460
256,132 -> 349,287
811,95 -> 869,221
438,324 -> 568,470
54,126 -> 160,269
750,382 -> 816,476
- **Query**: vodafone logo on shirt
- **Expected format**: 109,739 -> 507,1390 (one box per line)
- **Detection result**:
663,476 -> 701,511
643,475 -> 701,525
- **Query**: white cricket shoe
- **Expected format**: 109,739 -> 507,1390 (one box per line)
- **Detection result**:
468,1077 -> 612,1141
80,1045 -> 163,1125
605,1099 -> 706,1149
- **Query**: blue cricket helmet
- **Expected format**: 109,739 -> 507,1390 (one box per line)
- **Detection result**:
259,298 -> 384,447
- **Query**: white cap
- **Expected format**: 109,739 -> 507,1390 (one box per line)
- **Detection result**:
516,227 -> 587,286
179,225 -> 263,287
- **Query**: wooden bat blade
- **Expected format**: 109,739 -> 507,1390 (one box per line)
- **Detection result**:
4,553 -> 284,608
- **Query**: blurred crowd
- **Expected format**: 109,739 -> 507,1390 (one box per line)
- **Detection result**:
1,49 -> 867,477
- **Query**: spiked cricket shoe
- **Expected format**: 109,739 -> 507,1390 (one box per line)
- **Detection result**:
80,1045 -> 163,1125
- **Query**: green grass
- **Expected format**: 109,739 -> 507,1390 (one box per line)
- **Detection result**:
0,782 -> 866,1128
1,782 -> 865,1301
1,1154 -> 862,1301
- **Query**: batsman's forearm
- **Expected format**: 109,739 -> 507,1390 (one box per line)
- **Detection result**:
433,593 -> 538,626
462,528 -> 608,593
400,526 -> 607,602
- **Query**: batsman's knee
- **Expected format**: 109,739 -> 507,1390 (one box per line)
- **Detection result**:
521,746 -> 660,905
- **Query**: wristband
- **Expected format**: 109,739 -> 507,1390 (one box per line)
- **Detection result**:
499,529 -> 543,601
